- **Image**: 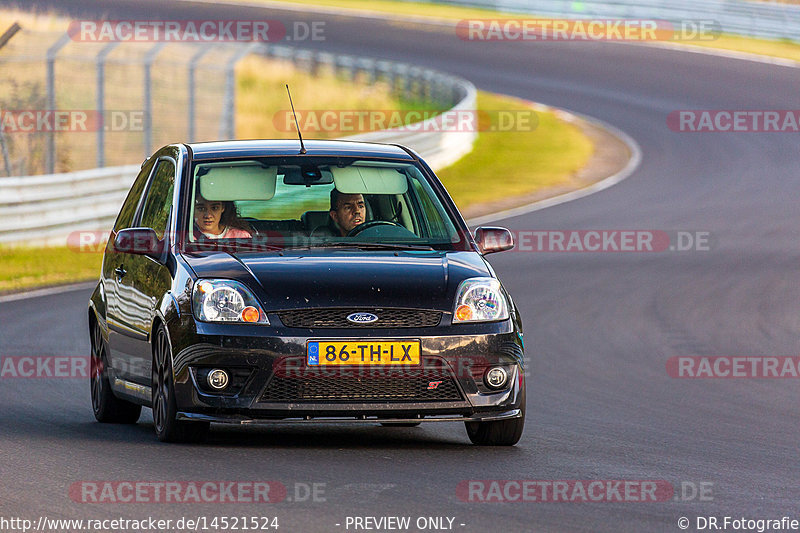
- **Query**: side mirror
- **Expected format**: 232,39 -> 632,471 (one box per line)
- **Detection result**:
474,227 -> 514,254
114,227 -> 163,260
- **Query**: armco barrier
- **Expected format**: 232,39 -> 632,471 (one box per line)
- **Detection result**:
0,165 -> 138,245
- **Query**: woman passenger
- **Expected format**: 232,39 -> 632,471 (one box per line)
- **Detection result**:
193,192 -> 252,239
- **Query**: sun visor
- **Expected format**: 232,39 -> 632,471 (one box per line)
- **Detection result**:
331,166 -> 408,195
197,164 -> 277,201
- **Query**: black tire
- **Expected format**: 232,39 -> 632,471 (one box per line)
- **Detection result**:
90,319 -> 141,424
465,387 -> 525,446
380,422 -> 422,427
151,325 -> 209,443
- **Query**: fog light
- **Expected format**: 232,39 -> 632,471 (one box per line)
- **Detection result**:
484,367 -> 509,390
207,369 -> 229,390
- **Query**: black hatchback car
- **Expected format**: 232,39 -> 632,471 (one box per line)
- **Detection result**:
88,139 -> 525,445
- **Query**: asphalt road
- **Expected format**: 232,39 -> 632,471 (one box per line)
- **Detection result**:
1,1 -> 799,532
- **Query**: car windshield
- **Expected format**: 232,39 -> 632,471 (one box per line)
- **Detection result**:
184,156 -> 469,252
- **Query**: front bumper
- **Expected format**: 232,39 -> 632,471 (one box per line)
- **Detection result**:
169,317 -> 525,422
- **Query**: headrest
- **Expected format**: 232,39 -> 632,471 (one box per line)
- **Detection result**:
301,210 -> 331,230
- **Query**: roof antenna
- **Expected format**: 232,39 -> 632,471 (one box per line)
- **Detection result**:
286,84 -> 306,155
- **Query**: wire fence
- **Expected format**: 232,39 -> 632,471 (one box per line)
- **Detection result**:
0,26 -> 243,176
0,25 -> 473,179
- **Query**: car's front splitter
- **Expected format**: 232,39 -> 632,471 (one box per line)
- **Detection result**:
176,408 -> 523,425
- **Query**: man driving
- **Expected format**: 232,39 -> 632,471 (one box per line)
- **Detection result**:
329,189 -> 366,236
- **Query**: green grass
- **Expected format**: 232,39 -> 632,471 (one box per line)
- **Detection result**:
439,91 -> 593,210
236,55 -> 441,140
0,246 -> 102,292
235,0 -> 800,63
676,34 -> 800,62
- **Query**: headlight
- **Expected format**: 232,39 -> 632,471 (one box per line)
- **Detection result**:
453,277 -> 509,323
192,279 -> 268,324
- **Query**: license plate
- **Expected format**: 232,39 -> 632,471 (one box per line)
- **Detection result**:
307,340 -> 420,366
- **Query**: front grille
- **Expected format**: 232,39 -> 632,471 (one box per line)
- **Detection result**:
278,308 -> 442,329
261,358 -> 462,402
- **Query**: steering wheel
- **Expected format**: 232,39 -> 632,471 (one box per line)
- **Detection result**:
346,220 -> 405,237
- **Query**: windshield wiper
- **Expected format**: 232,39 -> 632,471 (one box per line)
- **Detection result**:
307,241 -> 435,251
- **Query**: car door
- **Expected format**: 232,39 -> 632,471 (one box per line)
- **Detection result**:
105,156 -> 156,382
115,155 -> 177,386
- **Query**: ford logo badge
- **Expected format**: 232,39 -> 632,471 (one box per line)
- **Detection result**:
347,312 -> 379,324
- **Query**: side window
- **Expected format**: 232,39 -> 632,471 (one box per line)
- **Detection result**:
409,177 -> 459,241
139,159 -> 176,239
113,158 -> 155,232
411,179 -> 441,237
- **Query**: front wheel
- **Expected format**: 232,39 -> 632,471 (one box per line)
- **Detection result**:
465,387 -> 525,446
151,325 -> 209,443
90,319 -> 141,424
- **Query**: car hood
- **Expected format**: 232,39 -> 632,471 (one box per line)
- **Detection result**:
182,250 -> 493,311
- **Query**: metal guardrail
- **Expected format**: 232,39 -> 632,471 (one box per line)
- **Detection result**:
430,0 -> 800,42
0,164 -> 138,245
0,44 -> 477,246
